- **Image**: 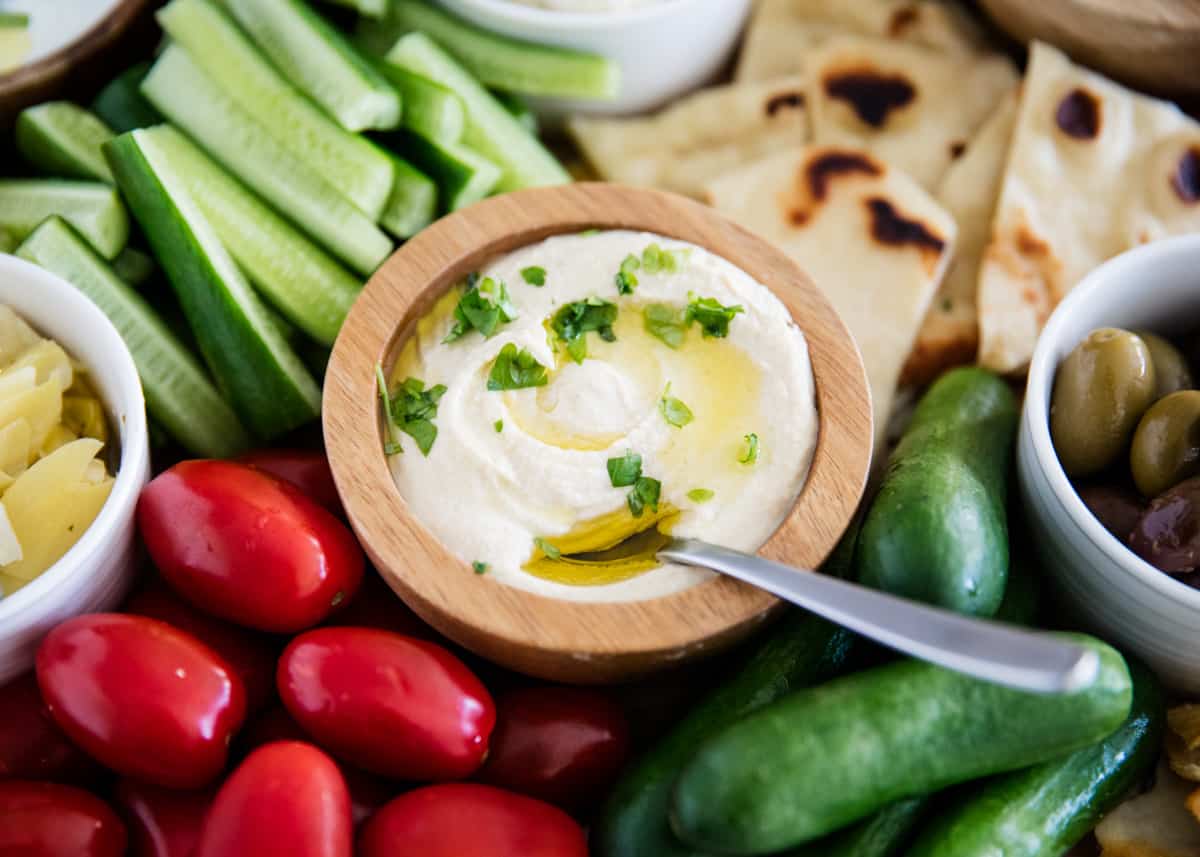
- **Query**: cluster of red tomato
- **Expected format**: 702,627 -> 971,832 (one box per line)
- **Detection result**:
1,452 -> 630,857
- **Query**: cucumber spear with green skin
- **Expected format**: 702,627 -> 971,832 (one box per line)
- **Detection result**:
858,367 -> 1019,616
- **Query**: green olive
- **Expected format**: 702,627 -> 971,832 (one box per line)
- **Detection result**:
1051,328 -> 1157,477
1130,390 -> 1200,497
1135,331 -> 1195,399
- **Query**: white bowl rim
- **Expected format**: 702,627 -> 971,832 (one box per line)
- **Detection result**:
0,253 -> 149,623
437,0 -> 697,29
1025,233 -> 1200,613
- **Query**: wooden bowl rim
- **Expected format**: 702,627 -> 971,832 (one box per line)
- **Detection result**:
0,0 -> 146,101
324,183 -> 872,675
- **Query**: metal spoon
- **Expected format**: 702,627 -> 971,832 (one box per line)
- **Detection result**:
658,538 -> 1099,694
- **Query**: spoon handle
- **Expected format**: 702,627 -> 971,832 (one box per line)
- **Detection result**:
658,539 -> 1099,694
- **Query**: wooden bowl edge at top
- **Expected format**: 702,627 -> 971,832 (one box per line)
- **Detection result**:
323,183 -> 872,684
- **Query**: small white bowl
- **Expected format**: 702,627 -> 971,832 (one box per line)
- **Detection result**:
0,253 -> 150,684
435,0 -> 752,115
1018,235 -> 1200,693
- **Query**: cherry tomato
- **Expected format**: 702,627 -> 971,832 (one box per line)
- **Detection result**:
278,627 -> 494,780
138,460 -> 364,633
477,686 -> 630,809
194,742 -> 352,857
36,613 -> 246,789
0,780 -> 127,857
237,449 -> 343,516
358,784 -> 587,857
114,779 -> 213,857
126,580 -> 279,714
0,673 -> 98,784
322,571 -> 433,639
239,707 -> 395,828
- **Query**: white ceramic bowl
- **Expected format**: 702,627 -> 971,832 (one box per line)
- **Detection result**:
0,253 -> 150,684
1018,235 -> 1200,693
435,0 -> 752,115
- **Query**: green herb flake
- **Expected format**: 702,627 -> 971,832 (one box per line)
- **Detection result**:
643,303 -> 688,349
521,266 -> 547,287
640,243 -> 688,274
687,293 -> 745,338
443,275 -> 518,343
487,343 -> 549,391
579,228 -> 600,237
376,363 -> 404,456
534,537 -> 562,560
627,476 -> 661,518
472,560 -> 489,575
551,297 -> 618,364
687,488 -> 715,503
615,254 -> 640,295
387,377 -> 448,456
494,419 -> 504,433
660,384 -> 693,428
739,432 -> 760,465
606,450 -> 643,487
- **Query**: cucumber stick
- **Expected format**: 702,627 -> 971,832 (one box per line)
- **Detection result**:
217,0 -> 400,132
16,102 -> 116,184
593,527 -> 860,857
111,247 -> 156,288
378,151 -> 437,239
390,130 -> 500,211
0,228 -> 16,254
671,634 -> 1132,854
0,180 -> 128,259
140,125 -> 361,346
378,64 -> 465,143
858,367 -> 1019,616
906,659 -> 1163,857
495,90 -> 538,136
16,217 -> 250,458
104,130 -> 321,440
316,0 -> 386,18
386,1 -> 618,100
142,45 -> 392,276
158,0 -> 394,220
384,32 -> 569,191
91,62 -> 162,134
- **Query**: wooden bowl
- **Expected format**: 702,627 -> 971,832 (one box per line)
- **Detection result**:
324,183 -> 872,683
0,0 -> 152,131
980,0 -> 1200,97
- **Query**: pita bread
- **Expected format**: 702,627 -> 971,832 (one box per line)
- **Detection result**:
704,146 -> 956,454
1095,760 -> 1200,857
901,90 -> 1019,386
977,41 -> 1200,374
566,77 -> 808,199
736,0 -> 990,82
805,36 -> 1018,189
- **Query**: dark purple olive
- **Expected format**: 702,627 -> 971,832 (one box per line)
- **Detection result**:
1076,483 -> 1145,542
1129,475 -> 1200,574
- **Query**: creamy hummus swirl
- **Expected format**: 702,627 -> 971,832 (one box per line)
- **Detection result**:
389,230 -> 817,602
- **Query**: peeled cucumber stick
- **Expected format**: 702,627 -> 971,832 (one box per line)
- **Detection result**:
142,44 -> 392,277
858,367 -> 1018,616
0,180 -> 128,260
16,217 -> 251,458
158,0 -> 394,220
670,634 -> 1133,854
217,0 -> 401,132
16,102 -> 116,183
905,658 -> 1163,857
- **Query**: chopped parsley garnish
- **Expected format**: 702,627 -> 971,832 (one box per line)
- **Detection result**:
605,450 -> 662,518
607,450 -> 642,487
643,303 -> 688,349
376,363 -> 406,456
521,266 -> 547,287
383,440 -> 403,455
660,384 -> 693,428
387,377 -> 448,456
443,275 -> 518,342
579,228 -> 600,237
686,293 -> 744,338
494,419 -> 504,433
615,254 -> 640,295
739,432 -> 760,465
472,561 -> 489,575
551,297 -> 617,364
487,343 -> 549,391
534,537 -> 562,560
687,488 -> 715,503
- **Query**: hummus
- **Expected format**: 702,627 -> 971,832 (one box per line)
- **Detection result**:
387,230 -> 817,603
